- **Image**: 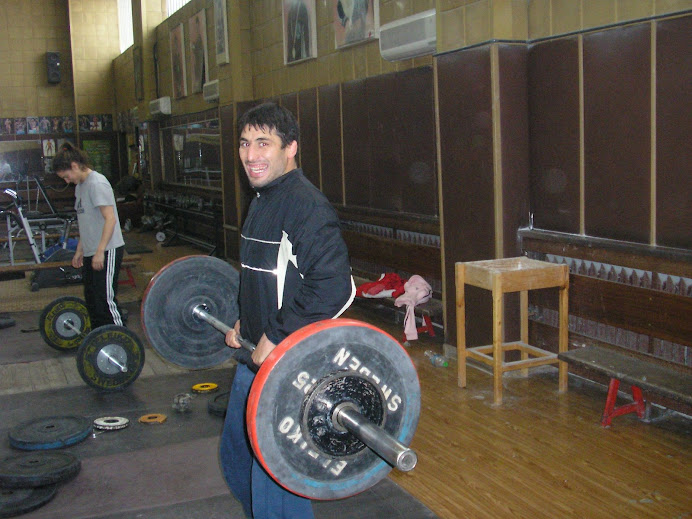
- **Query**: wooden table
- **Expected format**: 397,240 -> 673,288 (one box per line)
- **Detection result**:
455,257 -> 569,404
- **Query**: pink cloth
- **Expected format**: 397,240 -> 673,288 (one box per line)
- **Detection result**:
394,275 -> 432,341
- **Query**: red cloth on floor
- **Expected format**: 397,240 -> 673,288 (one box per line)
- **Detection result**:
356,273 -> 407,299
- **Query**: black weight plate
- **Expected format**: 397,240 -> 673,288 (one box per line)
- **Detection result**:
247,319 -> 420,500
0,485 -> 58,518
141,255 -> 240,369
39,296 -> 90,351
0,452 -> 80,488
76,325 -> 145,391
8,416 -> 91,451
207,391 -> 230,418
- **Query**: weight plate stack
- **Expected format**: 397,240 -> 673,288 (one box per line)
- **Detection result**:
0,452 -> 81,488
8,416 -> 92,451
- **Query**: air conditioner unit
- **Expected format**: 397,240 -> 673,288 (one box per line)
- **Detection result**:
379,9 -> 436,62
203,80 -> 220,103
149,96 -> 171,117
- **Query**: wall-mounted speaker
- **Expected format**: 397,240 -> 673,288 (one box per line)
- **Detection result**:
46,52 -> 61,84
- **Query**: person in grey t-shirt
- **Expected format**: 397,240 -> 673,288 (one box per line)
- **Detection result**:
52,143 -> 126,328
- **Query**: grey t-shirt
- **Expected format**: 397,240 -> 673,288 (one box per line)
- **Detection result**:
74,171 -> 125,257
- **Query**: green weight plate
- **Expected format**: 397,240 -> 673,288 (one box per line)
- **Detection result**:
39,296 -> 90,351
76,325 -> 145,391
0,451 -> 81,488
0,485 -> 58,518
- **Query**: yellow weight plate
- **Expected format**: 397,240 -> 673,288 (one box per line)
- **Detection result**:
191,383 -> 219,394
138,413 -> 167,424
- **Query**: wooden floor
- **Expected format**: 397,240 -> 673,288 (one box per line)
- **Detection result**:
1,230 -> 691,519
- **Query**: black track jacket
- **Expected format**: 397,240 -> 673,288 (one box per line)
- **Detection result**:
238,169 -> 355,346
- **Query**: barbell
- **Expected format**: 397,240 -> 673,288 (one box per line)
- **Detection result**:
141,255 -> 421,500
38,297 -> 144,392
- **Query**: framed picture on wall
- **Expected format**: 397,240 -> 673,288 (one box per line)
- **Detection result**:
170,23 -> 187,99
333,0 -> 379,49
213,0 -> 229,65
282,0 -> 317,65
189,9 -> 209,94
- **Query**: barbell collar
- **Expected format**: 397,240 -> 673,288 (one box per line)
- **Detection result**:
335,405 -> 418,472
62,319 -> 84,337
192,304 -> 256,353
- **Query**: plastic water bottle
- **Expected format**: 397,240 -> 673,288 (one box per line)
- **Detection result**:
425,350 -> 448,367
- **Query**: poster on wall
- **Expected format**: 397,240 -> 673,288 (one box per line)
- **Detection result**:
82,139 -> 112,179
189,9 -> 208,94
133,46 -> 144,101
170,23 -> 187,99
1,118 -> 14,135
282,0 -> 317,65
213,0 -> 229,65
333,0 -> 379,49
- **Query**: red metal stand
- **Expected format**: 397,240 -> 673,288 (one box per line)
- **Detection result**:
600,378 -> 646,427
119,266 -> 136,288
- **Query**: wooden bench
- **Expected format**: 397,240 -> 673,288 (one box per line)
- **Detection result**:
558,346 -> 692,426
342,229 -> 444,342
0,254 -> 143,289
520,228 -> 692,425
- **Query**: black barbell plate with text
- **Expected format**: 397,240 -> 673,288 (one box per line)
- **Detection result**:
141,255 -> 240,369
247,319 -> 420,500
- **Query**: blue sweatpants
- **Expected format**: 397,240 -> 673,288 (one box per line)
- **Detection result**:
220,363 -> 314,519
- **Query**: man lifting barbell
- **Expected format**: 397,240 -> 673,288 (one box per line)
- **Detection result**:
222,102 -> 356,518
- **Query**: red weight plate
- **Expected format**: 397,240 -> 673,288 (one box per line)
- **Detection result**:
247,318 -> 420,500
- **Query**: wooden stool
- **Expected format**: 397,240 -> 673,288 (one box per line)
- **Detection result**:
455,257 -> 569,405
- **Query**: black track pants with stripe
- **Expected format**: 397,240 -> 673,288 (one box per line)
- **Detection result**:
83,245 -> 124,329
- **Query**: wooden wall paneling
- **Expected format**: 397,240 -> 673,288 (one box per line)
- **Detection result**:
655,15 -> 692,249
220,104 -> 237,228
341,78 -> 371,208
583,24 -> 651,243
498,44 -> 531,345
297,88 -> 320,188
318,84 -> 343,204
437,46 -> 495,346
528,37 -> 581,234
280,93 -> 298,118
364,67 -> 437,216
499,44 -> 530,258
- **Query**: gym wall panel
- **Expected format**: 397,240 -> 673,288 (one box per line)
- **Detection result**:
583,24 -> 651,243
656,15 -> 692,249
342,78 -> 371,208
318,84 -> 344,204
499,44 -> 530,258
220,103 -> 238,228
437,46 -> 495,347
298,88 -> 320,189
527,37 -> 580,234
364,68 -> 437,216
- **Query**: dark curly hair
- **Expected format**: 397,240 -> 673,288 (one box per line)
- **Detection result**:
237,102 -> 299,148
51,142 -> 91,173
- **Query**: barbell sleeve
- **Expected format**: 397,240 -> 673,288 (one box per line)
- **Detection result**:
336,406 -> 418,472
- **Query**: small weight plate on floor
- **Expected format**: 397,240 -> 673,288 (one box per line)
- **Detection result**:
138,414 -> 167,424
0,452 -> 81,488
191,383 -> 218,394
207,391 -> 230,418
141,255 -> 239,369
247,318 -> 420,500
0,485 -> 58,518
76,325 -> 145,391
8,416 -> 92,451
39,296 -> 91,351
93,417 -> 130,431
